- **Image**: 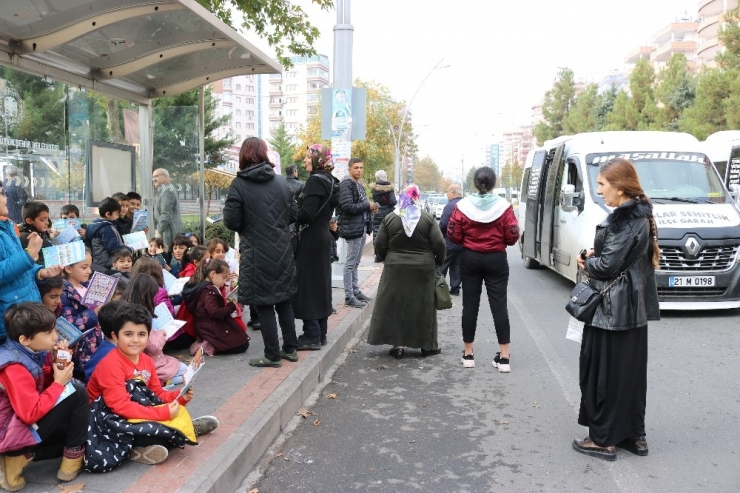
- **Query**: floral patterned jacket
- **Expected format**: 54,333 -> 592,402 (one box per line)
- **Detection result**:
60,279 -> 102,381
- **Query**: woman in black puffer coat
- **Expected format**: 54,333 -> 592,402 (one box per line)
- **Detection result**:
370,170 -> 397,262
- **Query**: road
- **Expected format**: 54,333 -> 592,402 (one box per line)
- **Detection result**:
241,245 -> 740,493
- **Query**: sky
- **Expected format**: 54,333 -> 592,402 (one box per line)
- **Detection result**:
242,0 -> 696,179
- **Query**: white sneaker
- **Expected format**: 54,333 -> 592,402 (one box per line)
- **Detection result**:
492,352 -> 511,373
461,353 -> 475,368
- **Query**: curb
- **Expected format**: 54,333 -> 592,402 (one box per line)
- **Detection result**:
178,290 -> 377,493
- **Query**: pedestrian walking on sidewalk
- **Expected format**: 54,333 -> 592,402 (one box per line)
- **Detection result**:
224,137 -> 299,367
447,167 -> 519,371
367,185 -> 446,359
370,170 -> 396,262
572,158 -> 659,462
292,145 -> 340,350
338,158 -> 377,307
437,183 -> 463,295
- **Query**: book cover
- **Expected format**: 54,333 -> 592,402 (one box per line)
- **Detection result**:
122,231 -> 149,250
131,210 -> 149,232
152,302 -> 187,339
162,269 -> 177,290
55,226 -> 80,244
52,218 -> 80,231
226,283 -> 239,303
43,241 -> 86,268
177,347 -> 205,399
81,272 -> 118,309
55,317 -> 84,346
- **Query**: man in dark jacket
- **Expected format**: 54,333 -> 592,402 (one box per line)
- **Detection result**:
438,184 -> 463,295
285,165 -> 303,203
338,158 -> 377,308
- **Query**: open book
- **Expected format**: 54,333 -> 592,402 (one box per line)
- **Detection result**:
55,226 -> 80,244
177,347 -> 205,399
163,269 -> 190,296
123,231 -> 149,250
152,302 -> 186,340
43,240 -> 86,268
55,317 -> 94,346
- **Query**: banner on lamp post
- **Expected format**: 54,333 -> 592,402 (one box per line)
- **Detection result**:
330,88 -> 352,181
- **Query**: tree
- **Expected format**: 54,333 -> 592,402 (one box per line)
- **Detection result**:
499,159 -> 522,189
413,156 -> 443,191
716,7 -> 740,71
268,120 -> 306,181
196,0 -> 333,68
464,166 -> 476,194
191,169 -> 235,214
534,68 -> 577,145
679,69 -> 736,139
654,53 -> 695,130
563,84 -> 600,134
605,90 -> 640,130
594,85 -> 618,130
152,87 -> 234,178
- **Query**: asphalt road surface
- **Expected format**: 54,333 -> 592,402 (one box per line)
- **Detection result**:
242,245 -> 740,493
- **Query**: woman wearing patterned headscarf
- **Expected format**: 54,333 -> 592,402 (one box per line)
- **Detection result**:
367,185 -> 446,359
292,145 -> 340,350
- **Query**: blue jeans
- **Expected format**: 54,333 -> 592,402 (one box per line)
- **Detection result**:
343,236 -> 366,300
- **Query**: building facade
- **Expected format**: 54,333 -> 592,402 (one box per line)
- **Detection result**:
697,0 -> 739,67
210,75 -> 260,172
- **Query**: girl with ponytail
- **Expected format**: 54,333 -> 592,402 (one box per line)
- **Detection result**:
573,158 -> 660,461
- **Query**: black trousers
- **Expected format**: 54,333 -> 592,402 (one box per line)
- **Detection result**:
13,381 -> 89,460
437,248 -> 462,292
460,249 -> 511,345
302,318 -> 328,342
249,305 -> 259,322
255,300 -> 298,361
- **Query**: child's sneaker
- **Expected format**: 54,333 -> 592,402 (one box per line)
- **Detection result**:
192,416 -> 219,437
129,445 -> 168,465
461,352 -> 475,368
492,352 -> 511,373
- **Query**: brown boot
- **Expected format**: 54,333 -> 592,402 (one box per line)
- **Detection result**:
0,453 -> 33,491
57,446 -> 85,482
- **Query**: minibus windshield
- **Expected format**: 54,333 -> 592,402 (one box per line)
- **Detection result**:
586,152 -> 727,204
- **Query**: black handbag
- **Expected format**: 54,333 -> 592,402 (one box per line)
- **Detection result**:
435,275 -> 453,310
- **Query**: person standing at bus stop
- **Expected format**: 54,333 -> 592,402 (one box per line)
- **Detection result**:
438,183 -> 463,296
152,169 -> 183,247
573,157 -> 660,461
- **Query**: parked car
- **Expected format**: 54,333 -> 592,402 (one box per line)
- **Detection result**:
433,196 -> 449,219
425,194 -> 443,213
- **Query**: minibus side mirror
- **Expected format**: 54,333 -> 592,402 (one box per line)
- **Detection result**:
560,184 -> 581,212
730,184 -> 740,204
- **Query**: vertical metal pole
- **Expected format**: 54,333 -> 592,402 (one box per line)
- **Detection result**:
139,102 -> 153,230
198,87 -> 206,244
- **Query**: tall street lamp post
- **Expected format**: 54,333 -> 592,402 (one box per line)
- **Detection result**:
392,58 -> 450,191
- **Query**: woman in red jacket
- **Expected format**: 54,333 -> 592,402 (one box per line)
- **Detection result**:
447,167 -> 520,371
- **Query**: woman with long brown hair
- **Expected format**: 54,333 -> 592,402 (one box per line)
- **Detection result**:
574,158 -> 660,461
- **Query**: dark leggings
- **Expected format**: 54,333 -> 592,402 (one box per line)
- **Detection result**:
255,300 -> 298,361
12,381 -> 89,460
460,249 -> 511,345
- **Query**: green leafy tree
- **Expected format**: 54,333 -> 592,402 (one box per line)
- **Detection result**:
268,120 -> 306,181
196,0 -> 333,68
654,53 -> 696,130
413,156 -> 443,191
629,58 -> 662,130
534,68 -> 576,145
500,159 -> 522,189
464,166 -> 476,193
605,90 -> 639,130
716,7 -> 740,71
594,85 -> 618,130
152,87 -> 234,178
563,84 -> 600,134
679,69 -> 736,139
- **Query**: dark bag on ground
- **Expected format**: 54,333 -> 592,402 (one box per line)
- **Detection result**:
565,281 -> 601,322
435,275 -> 453,310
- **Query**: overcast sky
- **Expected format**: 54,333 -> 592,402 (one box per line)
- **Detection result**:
244,0 -> 696,178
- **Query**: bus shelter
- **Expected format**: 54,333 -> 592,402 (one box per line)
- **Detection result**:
0,0 -> 280,236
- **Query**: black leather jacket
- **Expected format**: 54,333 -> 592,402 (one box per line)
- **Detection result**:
285,175 -> 304,203
584,199 -> 660,330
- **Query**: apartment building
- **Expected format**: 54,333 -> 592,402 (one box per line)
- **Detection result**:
486,143 -> 503,175
211,75 -> 260,171
502,128 -> 534,168
264,54 -> 331,137
697,0 -> 739,67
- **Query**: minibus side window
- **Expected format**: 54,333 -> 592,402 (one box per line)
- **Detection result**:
561,158 -> 584,212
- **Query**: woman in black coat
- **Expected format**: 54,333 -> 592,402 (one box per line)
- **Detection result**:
370,170 -> 397,262
574,158 -> 660,461
223,137 -> 298,367
292,145 -> 340,349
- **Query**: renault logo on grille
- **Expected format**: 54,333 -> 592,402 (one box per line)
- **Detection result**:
685,237 -> 701,257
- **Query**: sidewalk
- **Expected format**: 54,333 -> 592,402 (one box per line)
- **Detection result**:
21,249 -> 383,493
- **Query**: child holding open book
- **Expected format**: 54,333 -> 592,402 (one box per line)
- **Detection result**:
131,257 -> 175,316
122,274 -> 186,387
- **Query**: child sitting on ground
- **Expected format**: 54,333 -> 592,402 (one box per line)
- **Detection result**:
85,302 -> 218,470
60,204 -> 86,240
112,192 -> 132,236
86,197 -> 129,270
178,245 -> 208,279
168,235 -> 190,277
122,274 -> 185,386
130,257 -> 175,315
106,247 -> 133,286
83,300 -> 120,381
182,259 -> 250,356
38,276 -> 64,317
0,302 -> 89,490
206,239 -> 245,331
19,201 -> 54,266
147,237 -> 168,269
60,249 -> 102,381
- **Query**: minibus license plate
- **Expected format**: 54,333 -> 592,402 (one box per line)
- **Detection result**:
669,276 -> 715,287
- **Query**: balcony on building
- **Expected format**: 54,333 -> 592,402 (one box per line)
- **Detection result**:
699,0 -> 738,17
697,13 -> 722,38
269,98 -> 283,108
625,46 -> 653,64
650,22 -> 698,47
650,41 -> 697,62
269,112 -> 282,121
269,85 -> 283,95
697,36 -> 722,63
269,73 -> 283,82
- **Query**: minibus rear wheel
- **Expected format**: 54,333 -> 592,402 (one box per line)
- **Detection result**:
523,256 -> 539,269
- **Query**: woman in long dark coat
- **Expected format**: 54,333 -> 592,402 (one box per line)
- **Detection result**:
292,145 -> 339,349
370,170 -> 396,262
223,137 -> 298,367
574,158 -> 660,461
367,185 -> 446,359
